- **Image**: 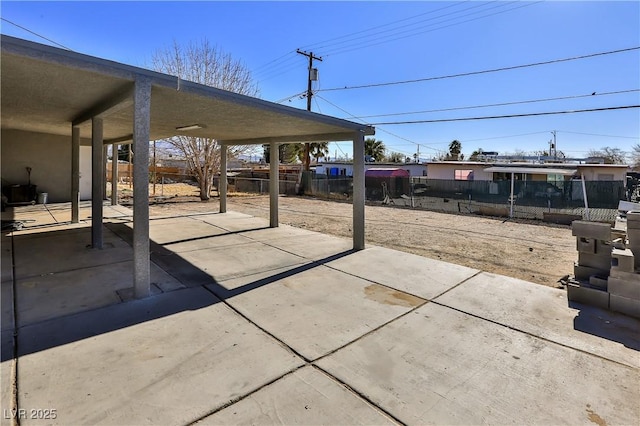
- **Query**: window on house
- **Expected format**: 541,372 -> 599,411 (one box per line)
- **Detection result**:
454,169 -> 474,181
597,174 -> 614,181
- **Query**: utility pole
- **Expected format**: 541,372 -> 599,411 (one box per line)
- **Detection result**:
296,49 -> 322,170
550,130 -> 557,160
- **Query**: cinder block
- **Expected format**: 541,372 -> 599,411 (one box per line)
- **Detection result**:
588,275 -> 608,290
574,263 -> 609,281
610,268 -> 640,281
578,252 -> 612,271
609,294 -> 640,318
566,283 -> 609,309
596,240 -> 613,255
627,228 -> 640,245
608,276 -> 640,300
572,221 -> 611,240
627,219 -> 640,230
611,248 -> 635,273
576,237 -> 596,254
627,210 -> 640,222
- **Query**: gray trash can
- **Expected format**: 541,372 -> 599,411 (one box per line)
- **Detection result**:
37,192 -> 48,204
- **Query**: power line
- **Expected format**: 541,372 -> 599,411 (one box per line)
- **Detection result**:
315,94 -> 440,152
299,1 -> 467,52
557,130 -> 639,140
321,1 -> 537,57
369,105 -> 640,125
1,17 -> 73,50
255,1 -> 536,80
318,47 -> 640,92
352,89 -> 640,119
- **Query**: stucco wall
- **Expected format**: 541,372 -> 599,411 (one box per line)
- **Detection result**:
427,163 -> 493,180
1,129 -> 92,202
576,165 -> 627,181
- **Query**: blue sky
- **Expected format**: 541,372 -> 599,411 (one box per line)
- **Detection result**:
2,1 -> 639,161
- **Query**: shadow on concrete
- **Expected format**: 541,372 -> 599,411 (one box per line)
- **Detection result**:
570,301 -> 640,351
6,223 -> 356,360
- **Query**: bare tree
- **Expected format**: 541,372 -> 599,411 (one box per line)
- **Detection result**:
151,39 -> 260,200
632,144 -> 640,169
588,146 -> 627,164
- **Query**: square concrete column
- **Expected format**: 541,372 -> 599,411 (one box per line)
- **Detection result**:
111,143 -> 119,205
133,78 -> 151,299
103,145 -> 109,200
71,126 -> 80,223
91,117 -> 104,248
269,142 -> 279,228
220,144 -> 227,213
352,132 -> 365,250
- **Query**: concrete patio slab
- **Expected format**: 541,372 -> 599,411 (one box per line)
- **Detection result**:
197,212 -> 273,232
178,240 -> 308,282
143,216 -> 228,245
15,260 -> 184,327
327,245 -> 480,300
1,235 -> 12,283
317,302 -> 640,425
211,264 -> 425,360
12,227 -> 132,279
237,223 -> 319,242
434,272 -> 640,368
259,232 -> 355,261
146,218 -> 252,253
1,281 -> 14,333
1,331 -> 14,426
199,366 -> 398,425
16,287 -> 305,425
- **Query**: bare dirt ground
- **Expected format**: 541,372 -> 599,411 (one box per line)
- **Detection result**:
133,183 -> 576,288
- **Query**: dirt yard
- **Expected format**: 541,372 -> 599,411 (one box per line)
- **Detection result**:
137,183 -> 576,288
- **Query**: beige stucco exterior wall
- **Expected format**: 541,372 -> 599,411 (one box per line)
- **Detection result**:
1,129 -> 92,202
426,163 -> 493,180
576,165 -> 628,181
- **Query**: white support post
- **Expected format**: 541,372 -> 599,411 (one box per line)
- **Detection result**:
581,172 -> 590,221
269,142 -> 279,228
353,132 -> 365,250
220,144 -> 227,213
103,145 -> 109,200
91,117 -> 104,248
509,172 -> 515,218
111,143 -> 118,205
71,126 -> 80,223
133,78 -> 151,299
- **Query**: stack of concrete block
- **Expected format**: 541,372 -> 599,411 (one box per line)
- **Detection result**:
567,219 -> 640,318
627,211 -> 640,269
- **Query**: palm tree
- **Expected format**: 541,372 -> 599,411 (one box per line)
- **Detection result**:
448,140 -> 462,161
364,138 -> 386,162
310,142 -> 329,163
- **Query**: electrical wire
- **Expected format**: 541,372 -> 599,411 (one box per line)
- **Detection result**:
353,89 -> 640,119
1,17 -> 73,50
299,1 -> 468,52
370,105 -> 640,125
557,130 -> 639,140
315,94 -> 439,152
318,47 -> 640,92
321,1 -> 533,57
254,2 -> 537,80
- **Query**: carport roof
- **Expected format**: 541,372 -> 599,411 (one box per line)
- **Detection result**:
0,35 -> 374,144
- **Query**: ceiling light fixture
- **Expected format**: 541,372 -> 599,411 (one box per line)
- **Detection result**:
175,124 -> 202,131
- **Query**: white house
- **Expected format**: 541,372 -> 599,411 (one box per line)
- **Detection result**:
426,161 -> 629,182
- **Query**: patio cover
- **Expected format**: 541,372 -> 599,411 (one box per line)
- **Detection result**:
1,35 -> 374,298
